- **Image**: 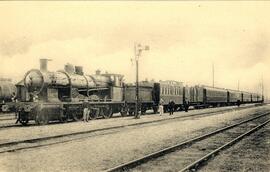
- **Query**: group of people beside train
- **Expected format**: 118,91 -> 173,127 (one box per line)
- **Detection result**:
82,98 -> 177,122
159,98 -> 176,116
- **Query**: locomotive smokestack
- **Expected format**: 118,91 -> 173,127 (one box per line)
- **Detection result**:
40,59 -> 51,72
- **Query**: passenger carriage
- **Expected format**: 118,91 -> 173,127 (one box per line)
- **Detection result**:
159,80 -> 189,112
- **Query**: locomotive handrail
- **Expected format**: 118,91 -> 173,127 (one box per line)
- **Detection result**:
87,88 -> 109,91
57,70 -> 71,86
82,74 -> 89,96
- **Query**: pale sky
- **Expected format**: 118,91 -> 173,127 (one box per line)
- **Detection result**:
0,2 -> 269,98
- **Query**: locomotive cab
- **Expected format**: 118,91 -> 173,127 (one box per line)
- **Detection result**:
86,71 -> 124,102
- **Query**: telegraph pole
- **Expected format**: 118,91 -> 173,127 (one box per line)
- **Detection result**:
261,76 -> 264,101
134,43 -> 149,119
135,43 -> 139,119
238,80 -> 240,91
212,62 -> 214,87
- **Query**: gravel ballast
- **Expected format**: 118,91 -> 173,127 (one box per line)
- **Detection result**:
0,105 -> 268,172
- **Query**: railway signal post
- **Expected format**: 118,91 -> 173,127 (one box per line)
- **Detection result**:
134,43 -> 149,119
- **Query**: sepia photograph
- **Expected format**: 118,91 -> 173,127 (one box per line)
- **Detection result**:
0,1 -> 269,171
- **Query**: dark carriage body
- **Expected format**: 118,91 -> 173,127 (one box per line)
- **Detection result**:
227,89 -> 242,105
242,91 -> 252,103
123,81 -> 159,114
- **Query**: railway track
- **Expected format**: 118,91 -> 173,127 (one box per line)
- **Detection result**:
0,112 -> 14,116
0,114 -> 15,121
0,106 -> 265,154
0,104 -> 260,130
105,111 -> 270,172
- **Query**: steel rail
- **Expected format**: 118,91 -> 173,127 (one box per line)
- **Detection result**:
179,119 -> 270,172
0,106 -> 265,154
105,111 -> 270,172
0,117 -> 14,121
0,104 -> 258,131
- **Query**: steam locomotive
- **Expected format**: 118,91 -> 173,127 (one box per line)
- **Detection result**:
14,59 -> 263,125
15,59 -> 160,125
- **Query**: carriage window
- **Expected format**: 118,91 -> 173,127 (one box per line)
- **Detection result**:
164,87 -> 166,95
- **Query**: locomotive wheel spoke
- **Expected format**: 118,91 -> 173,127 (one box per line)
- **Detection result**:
73,111 -> 83,121
101,107 -> 113,119
89,108 -> 98,120
141,108 -> 146,115
121,105 -> 129,117
120,111 -> 128,117
37,113 -> 49,125
128,111 -> 134,116
60,116 -> 67,123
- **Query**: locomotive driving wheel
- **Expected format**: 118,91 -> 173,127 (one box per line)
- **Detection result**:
120,110 -> 128,117
35,112 -> 49,125
120,104 -> 128,117
141,107 -> 146,115
89,108 -> 99,120
73,111 -> 83,121
60,116 -> 68,123
100,106 -> 113,119
128,111 -> 135,115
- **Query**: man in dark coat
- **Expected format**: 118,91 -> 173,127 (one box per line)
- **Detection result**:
169,100 -> 175,115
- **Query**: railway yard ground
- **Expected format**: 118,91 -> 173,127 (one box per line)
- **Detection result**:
0,104 -> 269,172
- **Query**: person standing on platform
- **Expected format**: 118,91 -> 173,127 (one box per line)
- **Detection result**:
159,98 -> 164,116
83,101 -> 89,122
169,100 -> 175,115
